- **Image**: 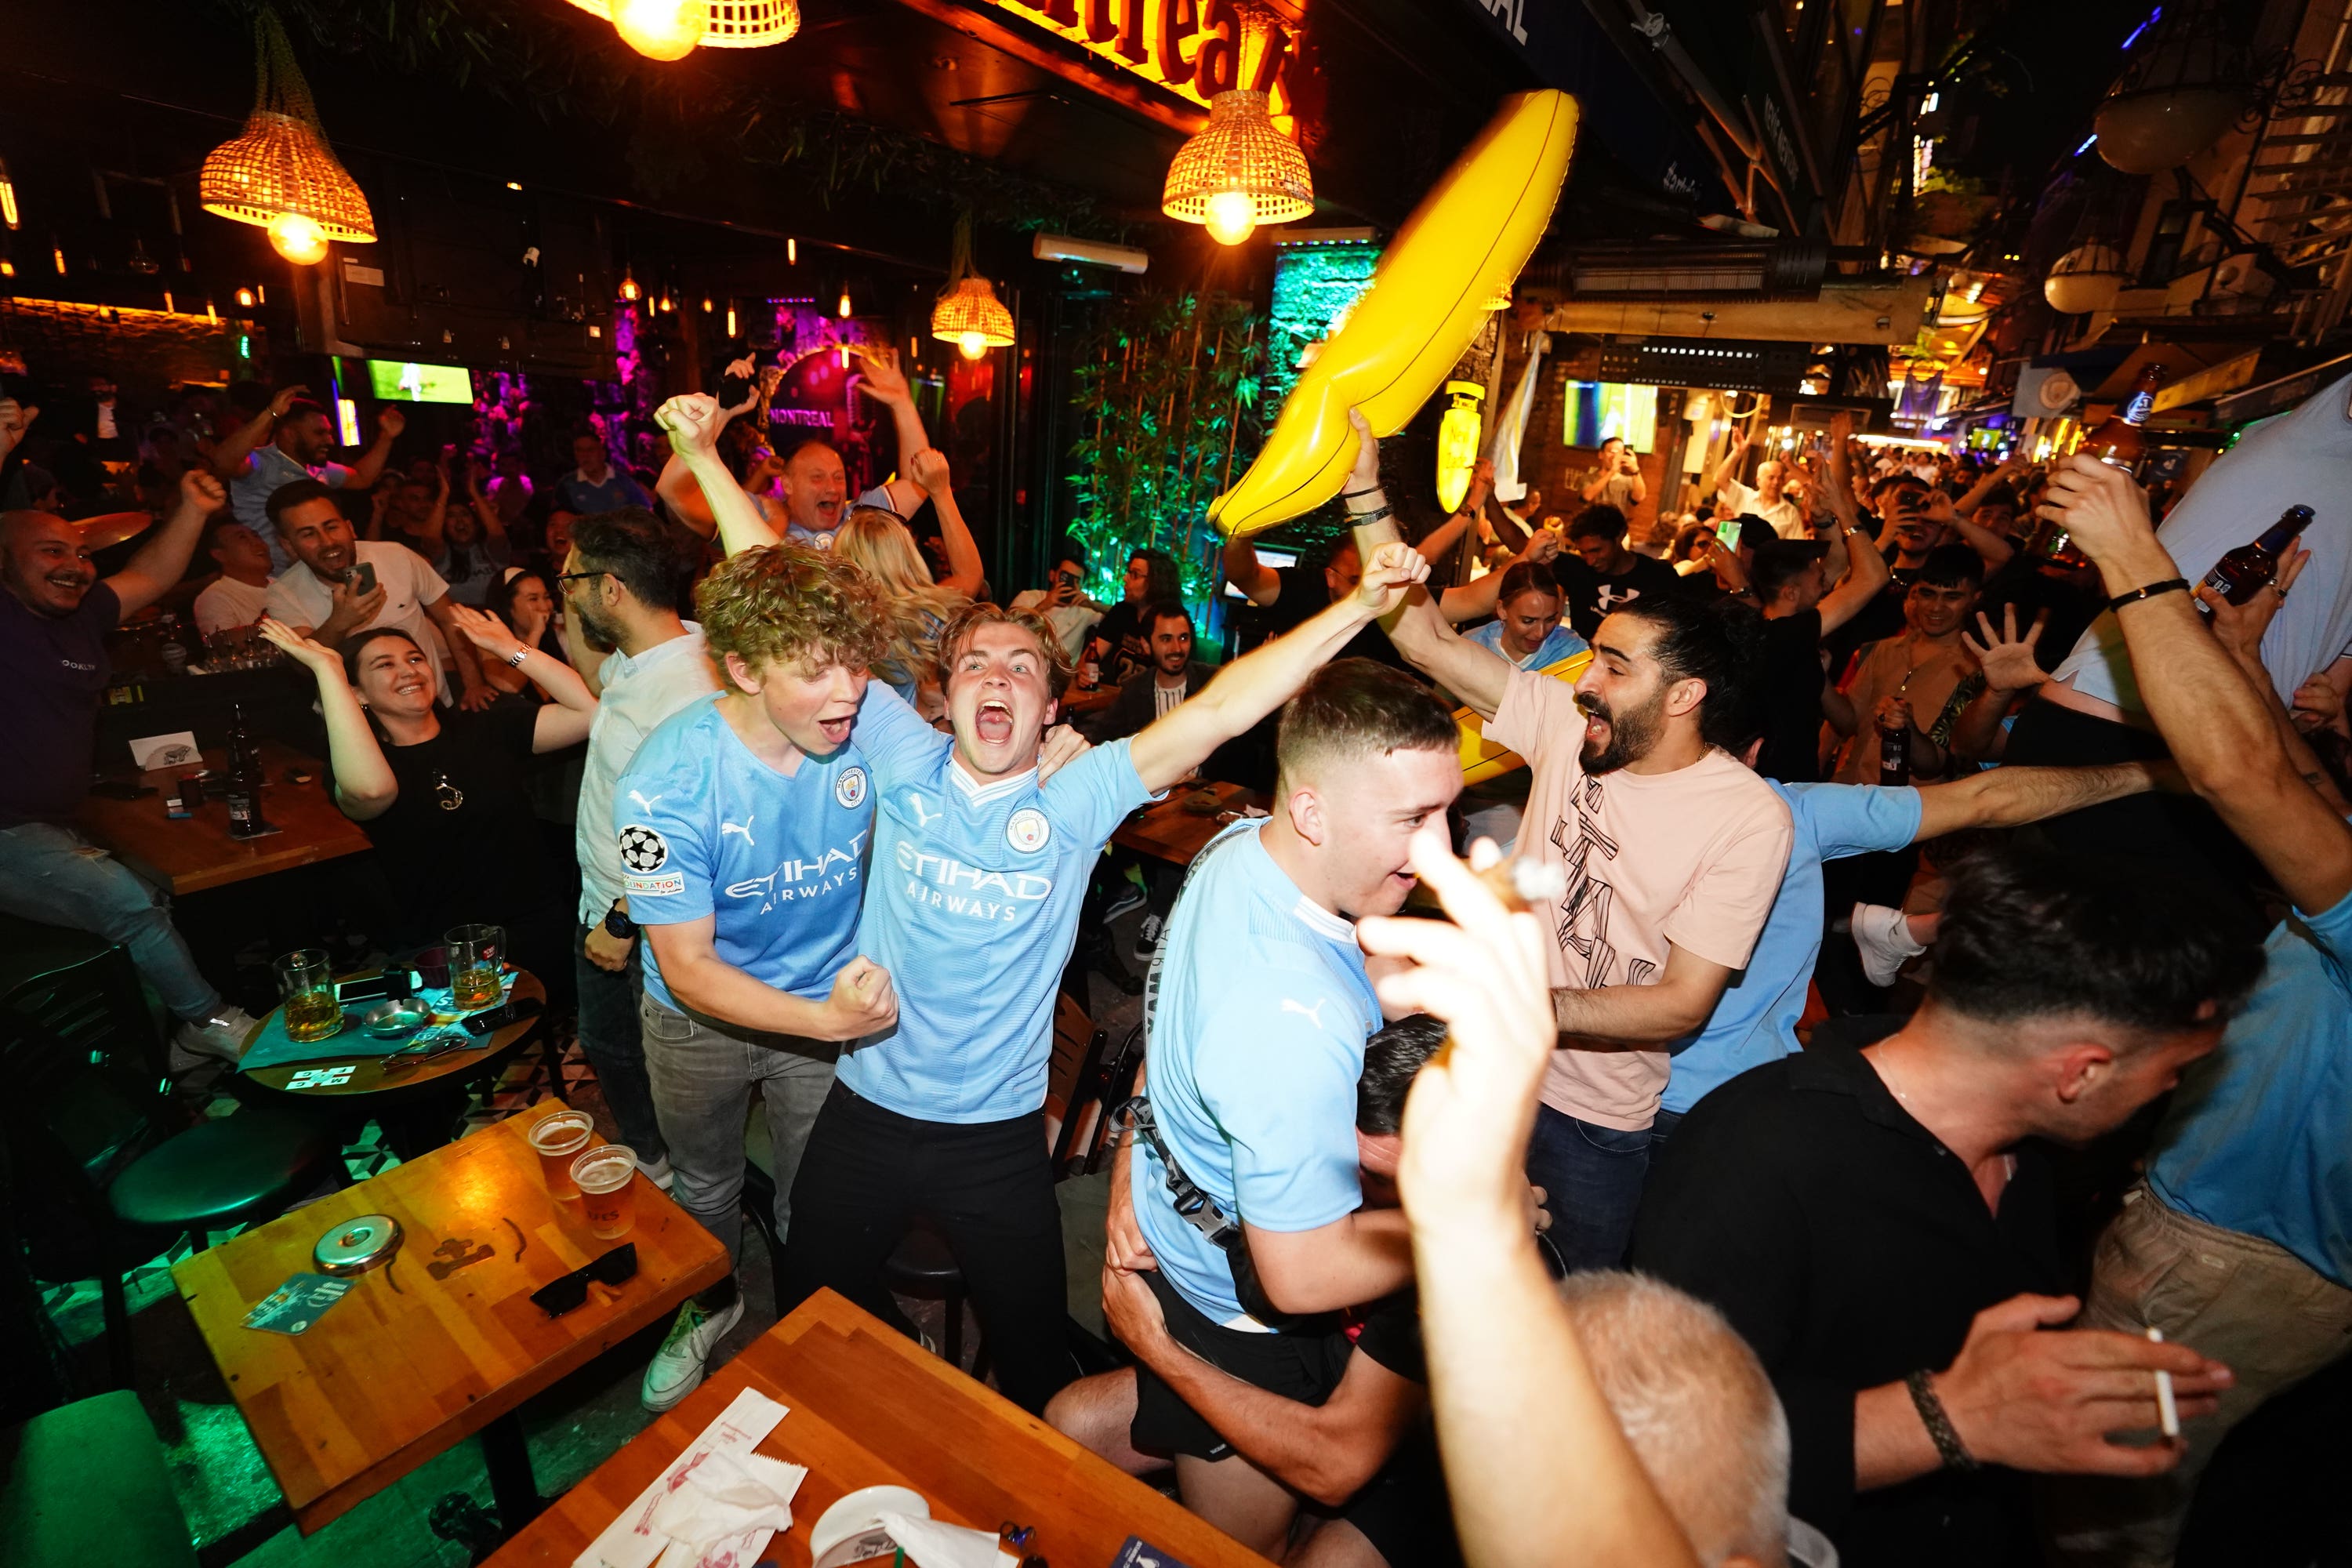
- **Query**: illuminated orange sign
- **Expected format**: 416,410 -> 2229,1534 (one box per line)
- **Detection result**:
975,0 -> 1296,129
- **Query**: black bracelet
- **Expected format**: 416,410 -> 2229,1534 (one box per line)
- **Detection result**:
1905,1370 -> 1980,1472
1341,485 -> 1385,500
1347,503 -> 1394,527
2106,577 -> 2188,615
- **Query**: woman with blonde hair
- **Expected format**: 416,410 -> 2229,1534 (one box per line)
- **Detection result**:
835,446 -> 983,717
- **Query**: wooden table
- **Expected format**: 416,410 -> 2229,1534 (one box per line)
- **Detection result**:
79,740 -> 372,896
238,971 -> 550,1103
172,1110 -> 728,1535
1112,780 -> 1271,868
486,1290 -> 1273,1568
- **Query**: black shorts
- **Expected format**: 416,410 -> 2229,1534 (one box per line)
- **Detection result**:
1127,1268 -> 1356,1461
1336,1428 -> 1461,1568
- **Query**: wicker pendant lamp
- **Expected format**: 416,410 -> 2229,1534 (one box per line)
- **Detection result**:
1162,89 -> 1314,246
561,0 -> 800,57
200,9 -> 374,265
930,214 -> 1015,360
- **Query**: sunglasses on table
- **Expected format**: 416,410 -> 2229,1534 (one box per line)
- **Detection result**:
530,1243 -> 638,1317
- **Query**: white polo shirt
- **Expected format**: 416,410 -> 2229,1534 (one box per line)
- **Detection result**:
575,625 -> 720,926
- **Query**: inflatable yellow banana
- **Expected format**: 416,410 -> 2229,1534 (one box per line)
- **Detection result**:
1459,648 -> 1591,785
1210,89 -> 1580,539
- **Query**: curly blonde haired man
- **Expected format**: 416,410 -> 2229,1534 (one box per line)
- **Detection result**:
613,540 -> 929,1414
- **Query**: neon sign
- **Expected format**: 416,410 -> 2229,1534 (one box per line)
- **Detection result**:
975,0 -> 1296,129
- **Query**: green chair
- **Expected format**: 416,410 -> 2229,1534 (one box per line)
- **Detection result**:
0,1390 -> 197,1568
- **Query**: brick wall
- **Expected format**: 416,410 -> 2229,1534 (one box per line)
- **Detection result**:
0,297 -> 245,405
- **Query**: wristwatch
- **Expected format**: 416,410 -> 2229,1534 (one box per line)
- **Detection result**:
506,644 -> 531,668
601,906 -> 637,938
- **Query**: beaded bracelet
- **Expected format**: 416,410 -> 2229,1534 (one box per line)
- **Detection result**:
1904,1370 -> 1979,1472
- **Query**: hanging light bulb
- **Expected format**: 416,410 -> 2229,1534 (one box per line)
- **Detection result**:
611,0 -> 707,60
0,260 -> 14,279
0,158 -> 18,230
201,12 -> 376,258
958,332 -> 989,361
837,345 -> 851,368
1203,191 -> 1257,247
701,296 -> 713,313
256,284 -> 267,304
53,245 -> 67,275
786,237 -> 797,265
837,286 -> 853,318
930,212 -> 1017,360
725,303 -> 738,336
1163,89 -> 1315,247
236,287 -> 256,308
617,265 -> 641,303
267,210 -> 330,264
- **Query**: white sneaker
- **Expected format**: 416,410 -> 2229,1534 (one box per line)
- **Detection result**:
1131,913 -> 1164,963
1852,903 -> 1927,988
641,1296 -> 744,1412
169,1005 -> 261,1076
638,1153 -> 675,1192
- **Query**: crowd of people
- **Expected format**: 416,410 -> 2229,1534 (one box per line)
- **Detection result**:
3,343 -> 2350,1568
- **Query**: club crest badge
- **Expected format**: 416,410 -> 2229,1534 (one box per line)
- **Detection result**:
1007,807 -> 1051,853
836,766 -> 869,809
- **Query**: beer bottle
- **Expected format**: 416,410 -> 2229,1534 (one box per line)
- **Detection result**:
2080,362 -> 2165,475
1878,716 -> 1911,786
2198,505 -> 2314,615
224,702 -> 267,839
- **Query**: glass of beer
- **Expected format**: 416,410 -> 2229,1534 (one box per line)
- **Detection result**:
276,949 -> 342,1044
445,924 -> 506,1011
529,1109 -> 597,1200
572,1145 -> 638,1240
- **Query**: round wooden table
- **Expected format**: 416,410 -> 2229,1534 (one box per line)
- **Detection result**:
233,970 -> 551,1155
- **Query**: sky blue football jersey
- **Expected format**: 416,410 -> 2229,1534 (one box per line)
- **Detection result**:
615,691 -> 895,1013
841,702 -> 1154,1123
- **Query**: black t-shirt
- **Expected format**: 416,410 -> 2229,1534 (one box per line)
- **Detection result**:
1347,1287 -> 1425,1385
337,702 -> 553,947
1755,609 -> 1828,783
0,581 -> 118,828
1091,600 -> 1156,687
1974,557 -> 2103,679
1555,553 -> 1683,641
1253,564 -> 1404,669
1630,1031 -> 2064,1566
1827,567 -> 1919,682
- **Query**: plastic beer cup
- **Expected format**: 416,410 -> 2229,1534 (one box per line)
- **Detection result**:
572,1145 -> 638,1240
529,1109 -> 597,1199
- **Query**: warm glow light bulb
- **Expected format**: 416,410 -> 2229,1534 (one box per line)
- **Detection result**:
837,289 -> 852,318
612,0 -> 706,60
787,238 -> 797,264
958,332 -> 989,360
1203,191 -> 1256,246
267,212 -> 329,265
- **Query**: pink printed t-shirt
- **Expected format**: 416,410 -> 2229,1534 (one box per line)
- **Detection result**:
1487,667 -> 1793,1130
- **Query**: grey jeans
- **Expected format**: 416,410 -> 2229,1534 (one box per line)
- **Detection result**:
2047,1185 -> 2352,1566
639,992 -> 837,1268
0,821 -> 221,1021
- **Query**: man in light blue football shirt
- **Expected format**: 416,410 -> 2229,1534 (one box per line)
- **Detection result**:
615,543 -> 911,1412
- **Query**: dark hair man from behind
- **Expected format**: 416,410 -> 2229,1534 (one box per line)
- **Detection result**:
1356,1013 -> 1448,1137
1632,844 -> 2262,1564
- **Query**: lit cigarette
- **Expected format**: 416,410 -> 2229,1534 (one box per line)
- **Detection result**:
2147,1326 -> 2180,1439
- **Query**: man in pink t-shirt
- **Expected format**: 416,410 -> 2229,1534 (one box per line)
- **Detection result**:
1348,414 -> 1792,1269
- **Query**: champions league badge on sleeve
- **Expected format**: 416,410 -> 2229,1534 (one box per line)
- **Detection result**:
836,766 -> 869,809
619,823 -> 684,895
1006,807 -> 1051,853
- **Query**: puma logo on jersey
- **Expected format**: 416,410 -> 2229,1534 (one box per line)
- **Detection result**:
1280,997 -> 1330,1030
905,792 -> 940,829
627,788 -> 666,815
720,816 -> 756,848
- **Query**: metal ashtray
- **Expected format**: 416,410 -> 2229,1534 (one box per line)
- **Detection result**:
314,1214 -> 403,1276
361,998 -> 431,1037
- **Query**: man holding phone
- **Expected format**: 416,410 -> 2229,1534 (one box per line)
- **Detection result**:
263,479 -> 492,708
1009,537 -> 1105,662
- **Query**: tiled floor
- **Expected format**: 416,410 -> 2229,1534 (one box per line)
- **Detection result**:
38,923 -> 1152,1568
